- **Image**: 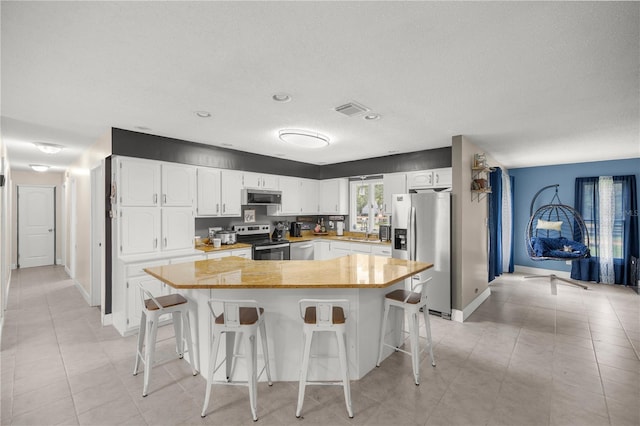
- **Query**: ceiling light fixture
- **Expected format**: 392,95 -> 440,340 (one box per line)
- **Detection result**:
278,129 -> 330,148
363,113 -> 381,121
29,164 -> 50,172
34,142 -> 63,154
195,111 -> 211,118
272,93 -> 292,103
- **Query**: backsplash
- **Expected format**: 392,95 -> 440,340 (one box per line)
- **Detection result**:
195,205 -> 348,238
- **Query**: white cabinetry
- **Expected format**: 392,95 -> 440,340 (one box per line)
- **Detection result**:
371,245 -> 392,257
329,241 -> 352,259
268,176 -> 301,216
382,173 -> 406,214
301,178 -> 319,214
242,172 -> 278,190
314,240 -> 331,260
319,178 -> 348,214
220,170 -> 242,216
118,158 -> 160,206
161,163 -> 195,206
119,207 -> 161,255
162,208 -> 195,251
407,168 -> 452,191
196,167 -> 221,217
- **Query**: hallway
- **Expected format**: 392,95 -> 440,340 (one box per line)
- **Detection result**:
1,265 -> 638,425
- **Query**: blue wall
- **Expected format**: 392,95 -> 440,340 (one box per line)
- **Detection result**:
509,158 -> 640,271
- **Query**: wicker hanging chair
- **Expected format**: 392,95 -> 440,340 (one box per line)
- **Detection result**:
524,184 -> 590,291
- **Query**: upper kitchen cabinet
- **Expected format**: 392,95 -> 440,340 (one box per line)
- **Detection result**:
407,168 -> 452,191
319,178 -> 348,215
220,169 -> 243,216
301,178 -> 319,214
196,167 -> 221,217
119,207 -> 161,255
161,163 -> 195,207
118,157 -> 160,207
382,173 -> 406,214
268,176 -> 301,216
161,207 -> 195,250
242,172 -> 278,190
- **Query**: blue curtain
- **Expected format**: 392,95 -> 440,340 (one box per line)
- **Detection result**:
488,168 -> 503,282
508,175 -> 515,273
572,175 -> 638,285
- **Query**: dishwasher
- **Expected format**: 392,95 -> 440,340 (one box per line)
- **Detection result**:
290,241 -> 315,260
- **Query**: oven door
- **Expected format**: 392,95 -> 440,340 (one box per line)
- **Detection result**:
253,243 -> 291,260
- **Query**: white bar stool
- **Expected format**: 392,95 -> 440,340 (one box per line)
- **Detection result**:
376,276 -> 435,385
133,283 -> 198,397
201,299 -> 272,422
296,299 -> 353,419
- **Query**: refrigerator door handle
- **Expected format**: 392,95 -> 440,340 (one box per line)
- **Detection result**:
409,206 -> 417,261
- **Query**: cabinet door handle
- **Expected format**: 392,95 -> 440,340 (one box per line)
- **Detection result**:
164,238 -> 167,248
435,174 -> 439,184
153,194 -> 158,204
163,194 -> 167,204
222,204 -> 226,213
154,238 -> 158,249
216,203 -> 219,213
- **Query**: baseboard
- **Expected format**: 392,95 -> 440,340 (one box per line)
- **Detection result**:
56,258 -> 63,265
102,313 -> 113,326
64,266 -> 71,277
10,264 -> 16,270
514,265 -> 572,279
451,286 -> 492,323
74,280 -> 91,305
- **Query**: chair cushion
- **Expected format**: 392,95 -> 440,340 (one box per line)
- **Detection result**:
303,306 -> 346,324
385,289 -> 421,304
215,307 -> 264,325
144,293 -> 188,311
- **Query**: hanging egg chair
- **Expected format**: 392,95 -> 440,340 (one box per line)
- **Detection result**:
524,184 -> 590,291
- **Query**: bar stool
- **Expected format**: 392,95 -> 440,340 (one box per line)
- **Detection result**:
376,276 -> 435,385
201,299 -> 272,422
133,283 -> 198,397
296,299 -> 353,419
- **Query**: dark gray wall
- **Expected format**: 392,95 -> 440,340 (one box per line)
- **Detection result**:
112,128 -> 452,178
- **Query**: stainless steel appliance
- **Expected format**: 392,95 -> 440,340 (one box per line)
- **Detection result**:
234,224 -> 290,260
290,241 -> 314,260
290,222 -> 302,237
378,225 -> 391,242
392,192 -> 451,319
241,189 -> 282,205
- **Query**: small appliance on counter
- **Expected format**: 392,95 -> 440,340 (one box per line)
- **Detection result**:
290,221 -> 302,237
208,227 -> 222,242
379,225 -> 391,242
336,221 -> 344,236
214,230 -> 237,245
272,222 -> 286,241
234,224 -> 290,260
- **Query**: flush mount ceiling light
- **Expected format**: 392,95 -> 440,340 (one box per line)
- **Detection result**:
272,93 -> 291,102
29,164 -> 50,172
34,142 -> 63,154
278,129 -> 330,148
363,113 -> 381,121
195,111 -> 211,118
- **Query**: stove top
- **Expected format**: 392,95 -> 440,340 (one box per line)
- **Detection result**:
233,224 -> 289,246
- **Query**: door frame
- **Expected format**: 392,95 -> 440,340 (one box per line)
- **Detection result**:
90,162 -> 105,308
17,184 -> 56,268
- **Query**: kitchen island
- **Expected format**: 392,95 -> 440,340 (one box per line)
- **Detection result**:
144,254 -> 432,381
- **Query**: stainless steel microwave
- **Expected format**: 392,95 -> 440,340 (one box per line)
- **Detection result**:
241,188 -> 282,205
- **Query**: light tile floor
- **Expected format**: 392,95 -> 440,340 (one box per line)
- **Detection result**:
1,266 -> 639,425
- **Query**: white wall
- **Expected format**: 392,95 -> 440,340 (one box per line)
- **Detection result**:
0,139 -> 10,330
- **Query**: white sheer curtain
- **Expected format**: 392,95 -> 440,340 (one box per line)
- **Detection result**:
501,171 -> 512,272
599,176 -> 615,284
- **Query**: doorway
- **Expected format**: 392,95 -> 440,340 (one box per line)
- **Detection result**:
18,185 -> 55,268
90,164 -> 104,308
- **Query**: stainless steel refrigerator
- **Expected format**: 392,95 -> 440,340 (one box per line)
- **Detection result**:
392,191 -> 451,319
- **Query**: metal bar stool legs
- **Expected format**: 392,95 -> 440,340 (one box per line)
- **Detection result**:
376,277 -> 435,385
133,285 -> 198,397
296,299 -> 353,419
201,299 -> 272,422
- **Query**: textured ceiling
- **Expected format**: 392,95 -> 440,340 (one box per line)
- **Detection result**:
2,1 -> 638,172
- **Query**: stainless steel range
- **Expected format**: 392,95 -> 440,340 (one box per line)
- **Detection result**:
233,224 -> 290,260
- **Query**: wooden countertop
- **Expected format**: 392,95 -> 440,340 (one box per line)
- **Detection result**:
144,254 -> 432,289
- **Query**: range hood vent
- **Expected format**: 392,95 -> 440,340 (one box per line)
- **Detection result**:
334,101 -> 369,117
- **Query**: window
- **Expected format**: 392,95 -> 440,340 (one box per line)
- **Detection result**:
349,179 -> 389,234
579,179 -> 625,258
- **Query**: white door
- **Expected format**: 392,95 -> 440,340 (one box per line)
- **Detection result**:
18,185 -> 55,268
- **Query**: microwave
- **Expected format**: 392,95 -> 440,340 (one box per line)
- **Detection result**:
242,189 -> 282,205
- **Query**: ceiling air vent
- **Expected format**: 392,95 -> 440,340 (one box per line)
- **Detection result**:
334,101 -> 369,117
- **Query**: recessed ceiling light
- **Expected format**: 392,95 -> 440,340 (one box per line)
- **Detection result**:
274,153 -> 287,157
363,113 -> 381,121
29,164 -> 50,172
221,143 -> 233,147
387,150 -> 399,154
195,111 -> 211,118
134,126 -> 151,131
272,93 -> 291,102
278,129 -> 330,148
34,143 -> 63,154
